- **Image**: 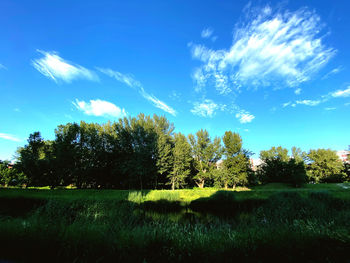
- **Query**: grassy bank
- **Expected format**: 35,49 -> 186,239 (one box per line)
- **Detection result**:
0,183 -> 350,262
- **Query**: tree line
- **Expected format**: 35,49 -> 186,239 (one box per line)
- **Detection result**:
1,114 -> 349,189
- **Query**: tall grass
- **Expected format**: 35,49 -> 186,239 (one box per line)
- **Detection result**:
1,185 -> 350,262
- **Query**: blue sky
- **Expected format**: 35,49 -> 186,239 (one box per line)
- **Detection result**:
1,0 -> 350,160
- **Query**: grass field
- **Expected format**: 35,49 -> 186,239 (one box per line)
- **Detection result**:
1,183 -> 350,262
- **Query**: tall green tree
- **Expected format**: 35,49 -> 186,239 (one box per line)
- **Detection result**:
307,149 -> 345,183
188,129 -> 222,188
53,123 -> 82,187
291,147 -> 306,163
17,132 -> 51,186
259,146 -> 289,183
168,133 -> 192,190
127,114 -> 158,190
259,146 -> 307,186
222,131 -> 251,188
154,115 -> 175,188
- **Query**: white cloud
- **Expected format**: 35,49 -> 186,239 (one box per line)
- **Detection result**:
140,88 -> 177,116
73,99 -> 126,118
99,68 -> 177,116
201,28 -> 214,38
191,99 -> 219,117
0,133 -> 21,142
283,86 -> 350,109
282,101 -> 291,108
296,99 -> 321,106
32,50 -> 98,83
325,107 -> 336,111
235,110 -> 255,123
331,86 -> 350,98
0,64 -> 6,70
97,68 -> 141,88
322,66 -> 343,79
190,5 -> 335,94
294,88 -> 302,95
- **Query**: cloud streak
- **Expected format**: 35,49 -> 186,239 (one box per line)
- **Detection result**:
97,68 -> 141,88
190,5 -> 335,94
73,99 -> 126,118
99,68 -> 177,116
296,99 -> 321,106
0,133 -> 21,142
283,86 -> 350,108
322,66 -> 343,79
331,87 -> 350,98
139,88 -> 177,116
32,50 -> 98,83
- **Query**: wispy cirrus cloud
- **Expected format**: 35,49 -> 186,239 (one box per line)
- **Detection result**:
190,5 -> 335,95
191,99 -> 220,117
0,64 -> 6,70
73,99 -> 126,118
296,99 -> 321,106
283,101 -> 293,108
32,50 -> 98,83
201,28 -> 214,38
190,99 -> 256,124
294,88 -> 302,95
139,87 -> 177,116
98,68 -> 177,116
322,66 -> 343,79
283,86 -> 350,108
235,110 -> 255,123
0,133 -> 21,142
97,68 -> 141,88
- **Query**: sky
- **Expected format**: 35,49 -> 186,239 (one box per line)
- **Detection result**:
1,0 -> 350,161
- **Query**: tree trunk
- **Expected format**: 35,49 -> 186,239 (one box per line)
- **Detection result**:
172,181 -> 175,191
196,180 -> 205,188
224,182 -> 228,190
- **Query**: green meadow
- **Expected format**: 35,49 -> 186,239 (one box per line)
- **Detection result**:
1,183 -> 350,262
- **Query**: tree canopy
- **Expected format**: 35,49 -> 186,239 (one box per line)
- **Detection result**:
2,113 -> 347,190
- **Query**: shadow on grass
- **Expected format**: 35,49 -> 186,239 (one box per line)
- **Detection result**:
0,197 -> 47,217
189,190 -> 266,216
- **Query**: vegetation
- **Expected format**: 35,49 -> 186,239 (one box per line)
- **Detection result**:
258,146 -> 308,187
221,131 -> 251,188
1,113 -> 349,190
1,113 -> 349,262
307,148 -> 346,183
0,160 -> 26,187
1,184 -> 350,262
188,129 -> 222,188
